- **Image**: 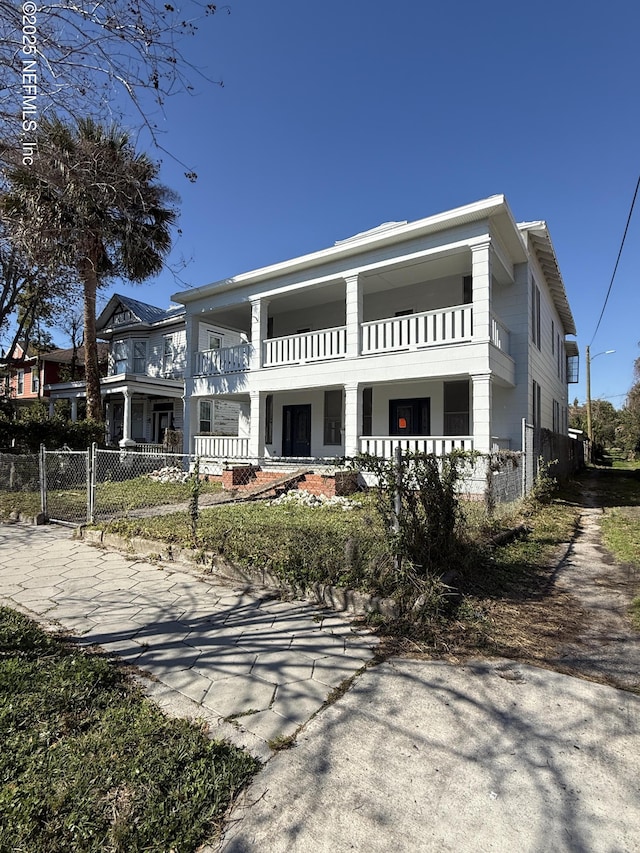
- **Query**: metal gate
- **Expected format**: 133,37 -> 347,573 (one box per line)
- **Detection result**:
41,448 -> 90,526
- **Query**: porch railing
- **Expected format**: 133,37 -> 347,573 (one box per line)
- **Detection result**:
263,326 -> 347,367
361,305 -> 473,355
194,435 -> 249,458
359,435 -> 474,457
194,344 -> 252,376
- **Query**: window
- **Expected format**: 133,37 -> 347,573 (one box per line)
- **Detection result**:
31,367 -> 39,394
553,399 -> 560,433
265,395 -> 273,444
463,275 -> 473,305
362,387 -> 373,436
389,398 -> 430,435
199,400 -> 213,433
443,380 -> 470,435
551,321 -> 555,354
531,279 -> 541,349
162,336 -> 174,375
17,370 -> 24,395
208,332 -> 221,351
133,340 -> 147,374
532,380 -> 542,428
113,308 -> 134,325
557,333 -> 561,377
113,340 -> 128,374
324,389 -> 342,446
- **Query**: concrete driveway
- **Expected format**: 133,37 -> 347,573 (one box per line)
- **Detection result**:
222,658 -> 640,852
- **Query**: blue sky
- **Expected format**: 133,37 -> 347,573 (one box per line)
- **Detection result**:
101,0 -> 639,405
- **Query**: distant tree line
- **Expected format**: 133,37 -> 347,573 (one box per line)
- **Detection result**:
570,356 -> 640,461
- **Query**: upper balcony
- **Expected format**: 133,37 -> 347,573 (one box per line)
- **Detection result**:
193,305 -> 510,376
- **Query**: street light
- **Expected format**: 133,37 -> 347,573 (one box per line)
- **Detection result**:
585,346 -> 615,444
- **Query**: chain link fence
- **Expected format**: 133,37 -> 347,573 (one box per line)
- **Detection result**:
92,448 -> 201,522
3,424 -> 587,528
41,449 -> 90,526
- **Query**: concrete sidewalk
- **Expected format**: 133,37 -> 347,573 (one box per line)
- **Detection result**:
222,658 -> 640,853
0,522 -> 378,758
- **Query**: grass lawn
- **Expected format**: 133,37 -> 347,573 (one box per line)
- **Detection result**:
0,607 -> 259,853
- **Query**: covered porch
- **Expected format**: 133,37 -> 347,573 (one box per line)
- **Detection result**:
191,374 -> 508,462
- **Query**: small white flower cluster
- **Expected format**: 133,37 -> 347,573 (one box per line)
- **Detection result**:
147,466 -> 190,484
271,489 -> 361,510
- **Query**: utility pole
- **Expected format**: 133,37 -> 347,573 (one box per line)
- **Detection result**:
585,347 -> 615,445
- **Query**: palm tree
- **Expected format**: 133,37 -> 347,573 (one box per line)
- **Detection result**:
1,116 -> 178,421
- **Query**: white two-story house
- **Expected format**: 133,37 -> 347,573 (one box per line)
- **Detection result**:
174,195 -> 578,469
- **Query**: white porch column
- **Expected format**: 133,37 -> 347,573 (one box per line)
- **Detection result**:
343,381 -> 361,458
248,390 -> 265,460
70,399 -> 78,422
250,298 -> 269,371
122,390 -> 132,442
184,312 -> 199,379
183,393 -> 198,454
472,373 -> 493,453
471,241 -> 492,343
344,275 -> 362,359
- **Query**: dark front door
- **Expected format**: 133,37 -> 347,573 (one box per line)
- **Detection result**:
282,404 -> 311,457
389,398 -> 431,435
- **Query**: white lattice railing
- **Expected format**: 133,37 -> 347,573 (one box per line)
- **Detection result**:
194,344 -> 252,376
490,315 -> 510,354
361,305 -> 473,354
359,436 -> 474,457
263,326 -> 347,367
194,436 -> 250,458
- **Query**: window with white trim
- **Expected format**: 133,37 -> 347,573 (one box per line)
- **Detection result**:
31,367 -> 39,394
531,279 -> 541,349
113,340 -> 128,374
162,336 -> 174,376
17,369 -> 24,395
132,340 -> 147,374
199,400 -> 213,433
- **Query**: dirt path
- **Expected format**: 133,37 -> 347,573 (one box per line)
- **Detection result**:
549,476 -> 640,691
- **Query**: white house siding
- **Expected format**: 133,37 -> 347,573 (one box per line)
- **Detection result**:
526,242 -> 572,434
197,323 -> 244,352
147,325 -> 187,378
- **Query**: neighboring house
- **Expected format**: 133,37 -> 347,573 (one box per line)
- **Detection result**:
1,343 -> 107,417
174,195 -> 578,466
47,295 -> 191,445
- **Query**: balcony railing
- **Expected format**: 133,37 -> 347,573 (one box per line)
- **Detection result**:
361,305 -> 473,355
192,307 -> 511,375
263,326 -> 347,367
359,435 -> 474,457
490,315 -> 510,354
194,344 -> 252,376
194,435 -> 249,458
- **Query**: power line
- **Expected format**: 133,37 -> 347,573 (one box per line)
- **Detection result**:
590,174 -> 640,346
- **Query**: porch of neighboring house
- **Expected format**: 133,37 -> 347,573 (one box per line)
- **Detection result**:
47,375 -> 184,449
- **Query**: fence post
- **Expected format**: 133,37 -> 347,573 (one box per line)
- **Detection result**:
88,442 -> 97,524
392,446 -> 402,572
39,443 -> 47,519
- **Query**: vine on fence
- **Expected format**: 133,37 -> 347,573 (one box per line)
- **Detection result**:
352,450 -> 478,608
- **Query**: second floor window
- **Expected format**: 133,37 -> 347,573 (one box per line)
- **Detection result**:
162,336 -> 174,375
113,340 -> 128,374
17,370 -> 24,395
133,341 -> 147,374
31,368 -> 39,394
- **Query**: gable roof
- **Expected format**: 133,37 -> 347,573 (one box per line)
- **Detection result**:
97,294 -> 185,332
